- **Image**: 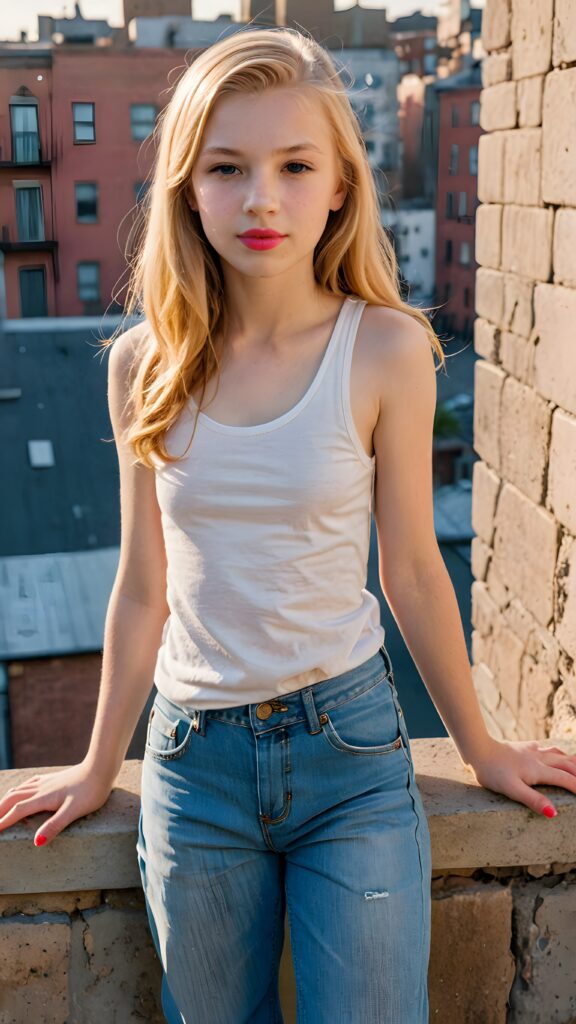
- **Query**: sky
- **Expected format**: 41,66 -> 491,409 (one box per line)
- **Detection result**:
1,0 -> 483,42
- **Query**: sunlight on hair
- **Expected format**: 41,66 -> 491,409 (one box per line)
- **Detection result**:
99,26 -> 446,469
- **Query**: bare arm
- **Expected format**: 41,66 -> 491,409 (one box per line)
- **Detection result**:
84,322 -> 170,785
371,307 -> 576,816
370,308 -> 492,767
0,322 -> 171,845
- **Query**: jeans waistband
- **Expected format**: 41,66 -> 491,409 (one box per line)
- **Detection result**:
155,644 -> 394,738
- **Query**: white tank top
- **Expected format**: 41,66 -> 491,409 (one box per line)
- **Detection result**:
151,294 -> 385,710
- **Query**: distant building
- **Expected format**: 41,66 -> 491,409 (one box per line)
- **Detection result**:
381,200 -> 435,304
0,314 -> 148,771
436,1 -> 484,74
388,11 -> 439,78
124,0 -> 190,26
241,0 -> 392,46
129,13 -> 239,47
397,73 -> 428,199
0,43 -> 188,317
336,46 -> 401,197
37,2 -> 123,46
433,60 -> 483,341
0,8 -> 405,319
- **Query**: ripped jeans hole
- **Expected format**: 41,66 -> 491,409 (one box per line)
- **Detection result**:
364,890 -> 389,900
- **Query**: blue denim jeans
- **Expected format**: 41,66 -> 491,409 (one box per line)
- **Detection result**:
136,643 -> 432,1023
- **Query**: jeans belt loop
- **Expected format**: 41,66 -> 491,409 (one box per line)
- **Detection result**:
300,686 -> 323,735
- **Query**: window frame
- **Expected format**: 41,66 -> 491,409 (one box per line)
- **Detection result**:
130,103 -> 158,142
77,260 -> 101,302
72,102 -> 96,145
14,180 -> 45,242
75,181 -> 99,224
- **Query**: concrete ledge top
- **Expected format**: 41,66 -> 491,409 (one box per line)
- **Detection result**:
1,737 -> 575,894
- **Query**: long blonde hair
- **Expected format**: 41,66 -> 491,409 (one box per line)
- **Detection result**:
103,26 -> 445,467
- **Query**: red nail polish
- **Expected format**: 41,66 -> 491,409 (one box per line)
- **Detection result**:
542,806 -> 557,818
34,834 -> 47,846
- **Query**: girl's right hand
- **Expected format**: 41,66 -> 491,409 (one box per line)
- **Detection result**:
0,762 -> 115,847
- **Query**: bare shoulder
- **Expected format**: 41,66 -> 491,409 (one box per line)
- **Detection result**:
359,303 -> 434,367
358,303 -> 436,412
108,319 -> 155,380
107,320 -> 155,441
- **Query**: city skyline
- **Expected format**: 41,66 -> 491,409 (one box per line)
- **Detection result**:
1,0 -> 484,42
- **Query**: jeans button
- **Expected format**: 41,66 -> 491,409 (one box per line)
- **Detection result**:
256,702 -> 273,720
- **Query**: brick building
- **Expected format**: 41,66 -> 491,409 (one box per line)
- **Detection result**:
434,60 -> 483,340
0,44 -> 189,318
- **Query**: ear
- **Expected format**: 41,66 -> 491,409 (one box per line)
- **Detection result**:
185,185 -> 197,212
329,178 -> 347,213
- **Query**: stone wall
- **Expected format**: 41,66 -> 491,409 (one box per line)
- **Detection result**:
1,750 -> 576,1023
471,0 -> 576,743
1,864 -> 575,1023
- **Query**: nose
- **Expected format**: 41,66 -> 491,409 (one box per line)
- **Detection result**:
242,170 -> 280,216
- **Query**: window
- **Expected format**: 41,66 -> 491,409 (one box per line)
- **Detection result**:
19,266 -> 47,317
458,191 -> 467,217
464,286 -> 471,307
131,104 -> 157,141
75,182 -> 98,223
444,282 -> 452,301
460,241 -> 471,265
424,37 -> 436,50
420,247 -> 429,257
77,261 -> 100,302
365,139 -> 376,154
380,141 -> 396,169
446,191 -> 455,218
451,105 -> 459,128
10,102 -> 40,163
73,102 -> 95,143
28,439 -> 55,468
449,144 -> 459,175
445,239 -> 453,264
470,100 -> 480,125
15,184 -> 44,241
423,54 -> 437,74
469,145 -> 478,175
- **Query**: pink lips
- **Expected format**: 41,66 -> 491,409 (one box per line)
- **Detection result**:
238,230 -> 287,251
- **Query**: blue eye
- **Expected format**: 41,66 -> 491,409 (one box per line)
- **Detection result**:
211,164 -> 237,175
285,162 -> 312,173
209,162 -> 312,176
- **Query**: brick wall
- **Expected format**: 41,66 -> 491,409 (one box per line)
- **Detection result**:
471,0 -> 576,742
8,655 -> 150,769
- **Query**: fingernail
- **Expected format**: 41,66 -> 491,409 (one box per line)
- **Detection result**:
34,834 -> 47,846
542,805 -> 557,818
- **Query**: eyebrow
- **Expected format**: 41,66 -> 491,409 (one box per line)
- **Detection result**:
200,142 -> 324,157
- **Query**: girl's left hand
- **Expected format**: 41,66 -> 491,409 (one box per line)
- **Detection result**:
465,738 -> 576,817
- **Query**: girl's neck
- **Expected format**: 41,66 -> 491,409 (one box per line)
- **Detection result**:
219,272 -> 342,349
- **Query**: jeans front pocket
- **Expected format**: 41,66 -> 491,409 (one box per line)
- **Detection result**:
319,674 -> 405,757
145,694 -> 196,762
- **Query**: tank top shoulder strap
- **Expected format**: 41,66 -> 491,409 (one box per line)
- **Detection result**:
324,296 -> 372,466
328,295 -> 368,397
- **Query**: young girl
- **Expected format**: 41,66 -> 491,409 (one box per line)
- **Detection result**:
2,26 -> 575,1024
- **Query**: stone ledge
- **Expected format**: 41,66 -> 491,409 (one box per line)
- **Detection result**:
1,737 -> 576,893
